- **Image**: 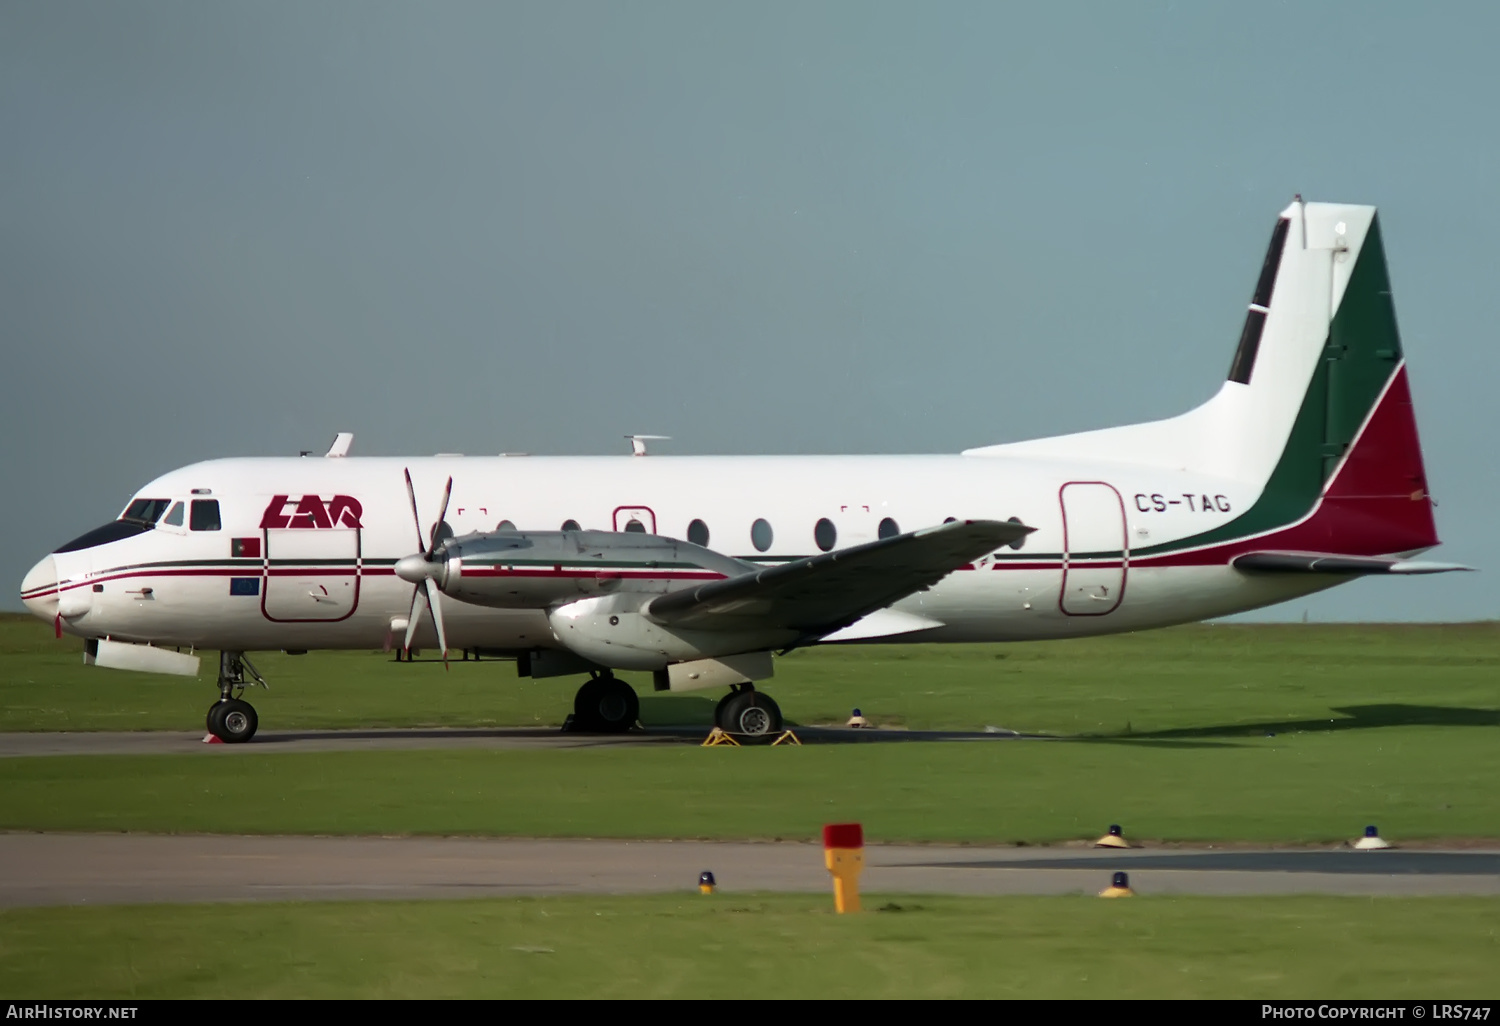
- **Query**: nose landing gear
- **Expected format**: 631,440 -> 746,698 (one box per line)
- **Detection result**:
206,651 -> 265,743
568,671 -> 640,733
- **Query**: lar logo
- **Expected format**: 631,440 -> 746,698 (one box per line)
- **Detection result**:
260,494 -> 363,529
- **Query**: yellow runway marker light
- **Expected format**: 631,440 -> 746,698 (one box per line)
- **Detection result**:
1099,871 -> 1134,897
1095,824 -> 1130,848
823,822 -> 864,913
698,871 -> 716,894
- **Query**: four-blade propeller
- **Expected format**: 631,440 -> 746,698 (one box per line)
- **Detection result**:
394,468 -> 453,667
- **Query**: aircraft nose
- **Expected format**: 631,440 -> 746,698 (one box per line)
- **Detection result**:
20,555 -> 59,621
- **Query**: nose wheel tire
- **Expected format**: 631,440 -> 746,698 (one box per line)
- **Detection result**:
716,690 -> 782,741
207,699 -> 258,743
572,675 -> 639,733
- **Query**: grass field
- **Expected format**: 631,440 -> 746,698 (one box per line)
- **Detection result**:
2,614 -> 1497,738
3,893 -> 1497,999
3,724 -> 1495,843
2,615 -> 1497,844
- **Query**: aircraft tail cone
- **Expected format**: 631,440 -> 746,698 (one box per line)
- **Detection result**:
1353,825 -> 1392,850
1095,824 -> 1130,848
1099,871 -> 1134,898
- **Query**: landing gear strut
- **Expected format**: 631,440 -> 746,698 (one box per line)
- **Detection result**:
206,651 -> 264,743
715,683 -> 783,740
570,671 -> 640,733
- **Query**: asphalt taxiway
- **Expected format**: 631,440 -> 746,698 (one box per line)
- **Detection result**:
3,834 -> 1496,908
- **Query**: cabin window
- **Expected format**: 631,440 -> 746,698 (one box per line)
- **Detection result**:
190,500 -> 221,531
751,518 -> 774,552
814,518 -> 837,552
561,519 -> 581,532
624,519 -> 647,533
878,517 -> 900,539
687,519 -> 710,547
162,502 -> 185,527
121,499 -> 170,525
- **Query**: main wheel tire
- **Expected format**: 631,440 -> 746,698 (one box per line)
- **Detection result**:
210,698 -> 258,743
719,690 -> 782,740
713,690 -> 737,729
573,677 -> 639,733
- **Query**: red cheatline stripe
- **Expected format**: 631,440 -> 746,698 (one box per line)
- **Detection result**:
36,564 -> 735,596
459,568 -> 724,581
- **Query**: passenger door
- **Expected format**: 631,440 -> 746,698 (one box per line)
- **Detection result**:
1059,482 -> 1127,615
262,527 -> 361,622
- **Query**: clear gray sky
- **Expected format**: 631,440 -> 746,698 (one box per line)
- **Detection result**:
2,2 -> 1494,620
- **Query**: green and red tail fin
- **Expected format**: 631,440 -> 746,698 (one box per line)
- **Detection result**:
971,199 -> 1441,561
1185,202 -> 1439,558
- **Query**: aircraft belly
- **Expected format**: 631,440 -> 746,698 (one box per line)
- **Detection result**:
880,564 -> 1340,644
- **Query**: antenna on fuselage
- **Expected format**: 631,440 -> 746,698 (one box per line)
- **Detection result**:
626,435 -> 671,456
325,432 -> 354,457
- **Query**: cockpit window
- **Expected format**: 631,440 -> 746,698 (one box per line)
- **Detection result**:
162,502 -> 185,527
121,499 -> 170,525
55,521 -> 149,553
190,500 -> 222,531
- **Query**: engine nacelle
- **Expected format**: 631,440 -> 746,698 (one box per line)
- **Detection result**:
436,529 -> 751,611
547,593 -> 795,671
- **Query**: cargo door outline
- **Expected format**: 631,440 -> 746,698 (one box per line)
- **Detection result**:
612,506 -> 657,534
261,528 -> 361,622
1058,482 -> 1127,616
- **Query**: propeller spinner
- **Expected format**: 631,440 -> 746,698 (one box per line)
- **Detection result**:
395,468 -> 453,666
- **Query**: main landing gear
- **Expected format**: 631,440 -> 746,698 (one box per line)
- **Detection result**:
714,684 -> 783,740
206,651 -> 265,744
570,671 -> 640,733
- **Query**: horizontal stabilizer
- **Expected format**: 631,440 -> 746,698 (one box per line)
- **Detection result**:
1233,551 -> 1474,575
647,519 -> 1030,637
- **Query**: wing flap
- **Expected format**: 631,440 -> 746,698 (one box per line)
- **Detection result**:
647,519 -> 1030,636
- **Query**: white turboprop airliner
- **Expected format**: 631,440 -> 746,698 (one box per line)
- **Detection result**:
20,200 -> 1469,742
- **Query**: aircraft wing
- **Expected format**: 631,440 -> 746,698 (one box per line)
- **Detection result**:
1232,551 -> 1474,575
645,519 -> 1031,638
